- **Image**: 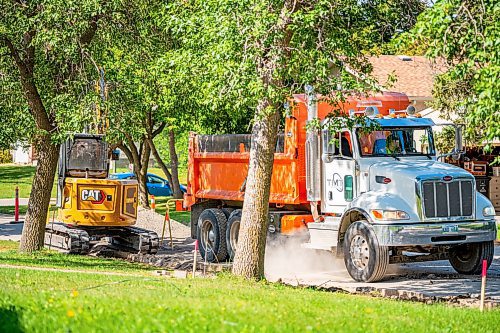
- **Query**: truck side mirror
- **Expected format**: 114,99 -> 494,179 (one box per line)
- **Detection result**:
451,125 -> 464,161
451,151 -> 462,161
111,149 -> 120,161
321,129 -> 337,163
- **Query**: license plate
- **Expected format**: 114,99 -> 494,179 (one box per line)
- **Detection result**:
442,225 -> 459,233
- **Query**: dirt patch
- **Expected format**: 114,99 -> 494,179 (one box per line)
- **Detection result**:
127,208 -> 200,270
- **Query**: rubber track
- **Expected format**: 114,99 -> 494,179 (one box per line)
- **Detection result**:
123,226 -> 160,254
44,223 -> 90,254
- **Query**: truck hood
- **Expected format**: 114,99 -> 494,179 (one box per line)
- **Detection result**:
363,159 -> 475,222
369,159 -> 474,181
354,157 -> 484,223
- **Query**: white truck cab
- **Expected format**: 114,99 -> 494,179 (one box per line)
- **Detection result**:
305,105 -> 497,282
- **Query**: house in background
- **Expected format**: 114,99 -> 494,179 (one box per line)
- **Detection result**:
11,143 -> 37,165
368,55 -> 447,112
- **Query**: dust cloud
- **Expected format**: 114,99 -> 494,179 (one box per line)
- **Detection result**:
264,233 -> 345,282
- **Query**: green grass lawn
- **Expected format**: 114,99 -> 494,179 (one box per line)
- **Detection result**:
0,240 -> 153,273
0,164 -> 187,200
0,164 -> 57,199
154,196 -> 191,225
0,205 -> 59,215
0,205 -> 28,215
0,249 -> 499,332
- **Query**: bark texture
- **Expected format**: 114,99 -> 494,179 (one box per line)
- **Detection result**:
167,129 -> 183,199
147,135 -> 174,189
231,103 -> 281,278
118,136 -> 151,208
20,137 -> 59,252
145,113 -> 183,199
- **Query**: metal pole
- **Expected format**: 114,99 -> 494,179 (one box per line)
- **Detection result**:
14,186 -> 19,222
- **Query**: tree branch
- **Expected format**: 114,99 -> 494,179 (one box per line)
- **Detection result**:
1,35 -> 53,132
122,132 -> 140,166
152,121 -> 166,138
117,143 -> 133,164
80,15 -> 101,46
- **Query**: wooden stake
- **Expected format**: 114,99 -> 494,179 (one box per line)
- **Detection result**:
480,259 -> 487,312
168,215 -> 173,250
192,240 -> 198,277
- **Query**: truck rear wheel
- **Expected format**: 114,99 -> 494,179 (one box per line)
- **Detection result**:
197,209 -> 228,262
343,221 -> 389,282
226,210 -> 241,260
449,241 -> 494,275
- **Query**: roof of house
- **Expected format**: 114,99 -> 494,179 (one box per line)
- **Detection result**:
368,55 -> 448,99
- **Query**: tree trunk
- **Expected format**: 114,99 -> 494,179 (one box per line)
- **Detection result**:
147,136 -> 175,195
118,137 -> 150,208
138,139 -> 151,208
145,115 -> 181,198
230,0 -> 296,279
232,101 -> 281,279
137,166 -> 149,208
20,136 -> 59,252
168,129 -> 183,199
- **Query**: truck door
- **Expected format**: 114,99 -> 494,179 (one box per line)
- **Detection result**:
321,130 -> 357,214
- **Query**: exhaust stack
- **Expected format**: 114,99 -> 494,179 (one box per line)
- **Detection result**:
305,85 -> 321,211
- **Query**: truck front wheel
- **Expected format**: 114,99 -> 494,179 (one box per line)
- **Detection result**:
449,241 -> 494,275
197,209 -> 228,262
343,221 -> 389,282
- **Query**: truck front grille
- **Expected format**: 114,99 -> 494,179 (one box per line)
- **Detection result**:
421,179 -> 474,219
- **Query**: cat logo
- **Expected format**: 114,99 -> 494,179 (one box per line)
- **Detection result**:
81,189 -> 105,204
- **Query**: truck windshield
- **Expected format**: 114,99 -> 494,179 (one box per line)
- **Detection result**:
357,127 -> 435,157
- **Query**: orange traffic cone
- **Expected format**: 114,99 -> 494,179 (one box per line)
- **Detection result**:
150,195 -> 156,211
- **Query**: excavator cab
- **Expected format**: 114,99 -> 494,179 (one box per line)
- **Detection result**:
56,134 -> 109,208
46,134 -> 159,254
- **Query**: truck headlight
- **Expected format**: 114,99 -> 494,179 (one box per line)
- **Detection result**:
482,206 -> 496,217
371,210 -> 410,220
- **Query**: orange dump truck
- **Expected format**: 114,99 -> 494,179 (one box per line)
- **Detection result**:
184,89 -> 497,282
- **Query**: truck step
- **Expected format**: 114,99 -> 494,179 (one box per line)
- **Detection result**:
306,218 -> 340,250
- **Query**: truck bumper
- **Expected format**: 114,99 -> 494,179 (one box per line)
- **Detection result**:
372,220 -> 497,246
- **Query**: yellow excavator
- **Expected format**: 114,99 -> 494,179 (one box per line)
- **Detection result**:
45,67 -> 159,254
44,134 -> 159,254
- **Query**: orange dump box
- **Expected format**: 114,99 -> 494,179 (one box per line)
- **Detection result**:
184,92 -> 410,209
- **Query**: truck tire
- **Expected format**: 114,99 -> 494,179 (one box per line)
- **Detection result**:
197,208 -> 228,262
222,208 -> 234,220
449,241 -> 494,275
343,221 -> 389,282
226,210 -> 241,260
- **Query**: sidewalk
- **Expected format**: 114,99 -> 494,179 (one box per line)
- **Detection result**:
0,214 -> 24,241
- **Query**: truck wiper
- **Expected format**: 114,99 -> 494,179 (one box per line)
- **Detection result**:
389,153 -> 400,161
